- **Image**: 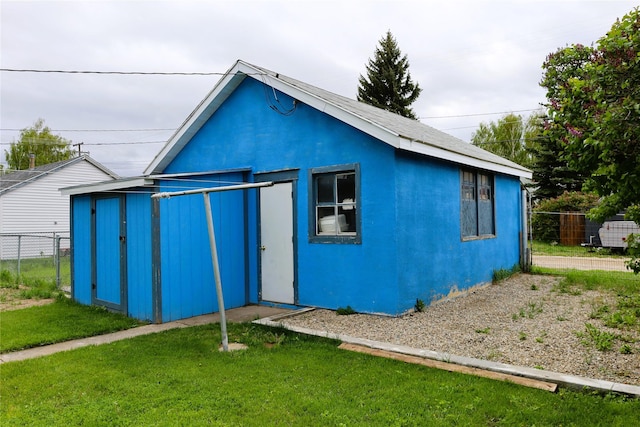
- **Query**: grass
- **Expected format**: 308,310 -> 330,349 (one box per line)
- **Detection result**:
535,268 -> 640,354
2,322 -> 639,426
0,296 -> 144,353
0,255 -> 71,289
531,240 -> 628,258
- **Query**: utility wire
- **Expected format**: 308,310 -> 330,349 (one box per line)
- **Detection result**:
420,108 -> 541,119
0,128 -> 175,132
0,68 -> 267,76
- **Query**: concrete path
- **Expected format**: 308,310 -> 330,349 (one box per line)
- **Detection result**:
0,305 -> 291,364
532,255 -> 629,271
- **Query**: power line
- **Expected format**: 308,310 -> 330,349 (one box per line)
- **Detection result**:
420,108 -> 541,119
0,141 -> 166,146
0,128 -> 175,132
0,68 -> 266,76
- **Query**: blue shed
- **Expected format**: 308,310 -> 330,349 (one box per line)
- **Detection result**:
63,60 -> 531,323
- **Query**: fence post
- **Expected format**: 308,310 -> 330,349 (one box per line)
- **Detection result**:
17,234 -> 22,279
55,235 -> 61,289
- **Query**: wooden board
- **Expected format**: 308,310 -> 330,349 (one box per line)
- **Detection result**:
338,343 -> 558,393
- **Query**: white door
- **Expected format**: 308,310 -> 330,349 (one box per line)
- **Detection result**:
260,182 -> 295,304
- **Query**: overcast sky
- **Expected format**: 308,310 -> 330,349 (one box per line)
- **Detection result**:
0,0 -> 635,176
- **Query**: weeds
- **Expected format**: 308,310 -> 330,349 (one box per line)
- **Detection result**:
552,279 -> 582,296
492,265 -> 520,283
514,301 -> 544,320
577,323 -> 618,352
336,306 -> 356,315
414,298 -> 425,313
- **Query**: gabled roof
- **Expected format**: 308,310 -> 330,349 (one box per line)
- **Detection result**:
0,155 -> 119,195
145,60 -> 532,178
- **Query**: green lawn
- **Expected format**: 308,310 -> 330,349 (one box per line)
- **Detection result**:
2,323 -> 639,426
531,240 -> 628,258
2,271 -> 639,425
0,297 -> 144,353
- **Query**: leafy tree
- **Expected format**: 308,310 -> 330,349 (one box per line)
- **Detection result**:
357,30 -> 422,119
4,119 -> 74,170
471,112 -> 541,169
540,8 -> 640,222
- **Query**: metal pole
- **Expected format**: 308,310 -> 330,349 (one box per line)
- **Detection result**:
203,192 -> 229,352
17,235 -> 21,279
150,181 -> 274,351
55,236 -> 61,289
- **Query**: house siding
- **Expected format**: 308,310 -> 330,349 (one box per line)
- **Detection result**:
1,161 -> 115,259
395,151 -> 523,311
157,173 -> 248,322
71,194 -> 92,304
125,192 -> 153,321
162,78 -> 400,314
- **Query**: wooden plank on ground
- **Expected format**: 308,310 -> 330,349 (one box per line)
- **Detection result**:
338,343 -> 558,393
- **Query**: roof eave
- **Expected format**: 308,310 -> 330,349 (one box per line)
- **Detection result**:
61,177 -> 155,195
397,138 -> 532,179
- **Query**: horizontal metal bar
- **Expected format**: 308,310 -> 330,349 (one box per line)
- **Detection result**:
152,181 -> 273,199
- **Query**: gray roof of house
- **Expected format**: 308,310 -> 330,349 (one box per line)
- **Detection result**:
142,60 -> 530,179
0,155 -> 119,195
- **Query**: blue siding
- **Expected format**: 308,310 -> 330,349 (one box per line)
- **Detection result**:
395,152 -> 523,312
126,192 -> 153,321
95,197 -> 122,305
158,173 -> 247,322
71,195 -> 92,305
164,78 -> 400,314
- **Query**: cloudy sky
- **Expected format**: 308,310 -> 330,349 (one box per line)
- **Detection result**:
0,0 -> 635,176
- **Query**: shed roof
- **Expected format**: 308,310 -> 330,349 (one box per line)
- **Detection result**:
145,60 -> 532,179
0,155 -> 119,195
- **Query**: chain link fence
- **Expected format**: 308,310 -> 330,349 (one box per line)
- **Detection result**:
0,232 -> 71,289
529,211 -> 639,276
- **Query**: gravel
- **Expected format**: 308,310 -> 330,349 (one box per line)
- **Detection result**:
281,274 -> 640,386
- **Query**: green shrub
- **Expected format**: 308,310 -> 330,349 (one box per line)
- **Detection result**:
336,306 -> 356,315
0,269 -> 16,287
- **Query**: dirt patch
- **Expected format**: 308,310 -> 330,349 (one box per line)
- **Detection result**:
0,286 -> 55,311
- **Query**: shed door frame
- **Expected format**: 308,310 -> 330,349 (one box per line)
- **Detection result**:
255,170 -> 298,305
91,194 -> 127,314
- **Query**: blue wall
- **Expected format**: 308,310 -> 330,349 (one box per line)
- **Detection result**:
157,173 -> 248,322
71,195 -> 92,305
125,192 -> 153,321
161,77 -> 525,315
71,192 -> 155,321
395,152 -> 523,312
164,78 -> 401,314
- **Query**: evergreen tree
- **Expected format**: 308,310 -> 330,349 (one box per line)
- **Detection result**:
357,30 -> 422,119
4,119 -> 74,170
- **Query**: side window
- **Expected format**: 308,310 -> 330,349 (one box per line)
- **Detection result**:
461,169 -> 495,239
309,164 -> 360,243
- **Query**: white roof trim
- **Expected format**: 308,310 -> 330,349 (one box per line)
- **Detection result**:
61,177 -> 154,195
397,139 -> 532,178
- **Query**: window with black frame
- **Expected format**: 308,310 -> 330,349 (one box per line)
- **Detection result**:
310,164 -> 360,243
461,169 -> 495,239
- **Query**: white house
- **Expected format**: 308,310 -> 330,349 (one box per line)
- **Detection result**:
0,155 -> 118,258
